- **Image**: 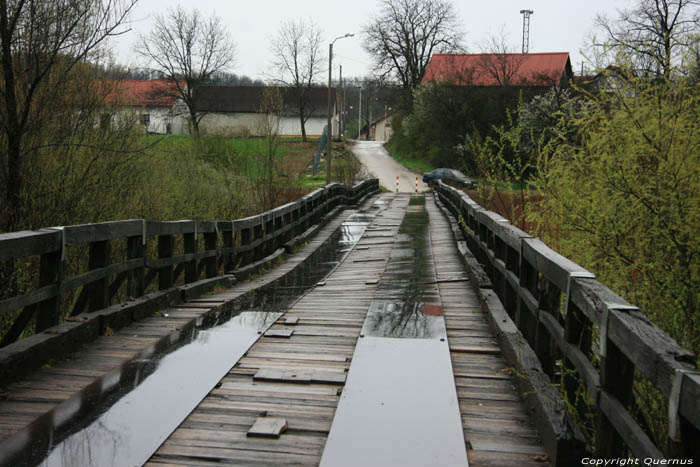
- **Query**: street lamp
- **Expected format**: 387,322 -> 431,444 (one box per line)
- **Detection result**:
358,87 -> 362,140
326,33 -> 354,185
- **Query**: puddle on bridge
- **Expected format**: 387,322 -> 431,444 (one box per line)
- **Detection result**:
361,195 -> 446,339
40,312 -> 279,467
322,195 -> 468,466
15,212 -> 373,467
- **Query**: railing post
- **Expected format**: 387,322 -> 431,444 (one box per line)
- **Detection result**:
283,212 -> 292,245
517,256 -> 538,347
292,205 -> 301,236
35,250 -> 62,331
668,371 -> 700,459
252,223 -> 263,262
596,323 -> 635,457
158,234 -> 174,290
88,240 -> 110,311
273,213 -> 283,250
126,234 -> 144,299
204,231 -> 217,278
239,227 -> 252,268
184,228 -> 197,284
222,224 -> 234,272
263,215 -> 273,257
563,298 -> 592,416
536,281 -> 560,378
503,246 -> 519,320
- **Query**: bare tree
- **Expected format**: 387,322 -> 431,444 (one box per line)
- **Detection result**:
592,0 -> 700,79
476,32 -> 528,86
362,0 -> 463,90
135,5 -> 237,136
0,0 -> 138,233
253,87 -> 284,211
269,19 -> 324,142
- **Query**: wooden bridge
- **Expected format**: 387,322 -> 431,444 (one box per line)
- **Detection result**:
0,180 -> 698,466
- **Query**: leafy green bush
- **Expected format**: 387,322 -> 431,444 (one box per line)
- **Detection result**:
535,81 -> 700,358
532,79 -> 700,449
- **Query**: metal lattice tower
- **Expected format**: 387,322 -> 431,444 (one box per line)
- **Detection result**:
520,9 -> 533,54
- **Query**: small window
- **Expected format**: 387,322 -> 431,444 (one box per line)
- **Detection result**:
140,113 -> 150,126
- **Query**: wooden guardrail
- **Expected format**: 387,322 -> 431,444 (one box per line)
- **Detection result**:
0,179 -> 378,349
433,180 -> 699,462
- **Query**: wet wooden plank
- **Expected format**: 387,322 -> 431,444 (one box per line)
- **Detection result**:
148,194 -> 396,466
246,417 -> 288,438
263,329 -> 294,338
427,195 -> 551,467
253,368 -> 346,385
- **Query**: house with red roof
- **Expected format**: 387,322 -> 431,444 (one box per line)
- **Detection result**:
103,81 -> 340,137
104,79 -> 182,134
191,86 -> 339,138
422,52 -> 573,88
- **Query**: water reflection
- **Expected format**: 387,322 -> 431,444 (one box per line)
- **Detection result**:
17,211 -> 374,467
362,196 -> 446,340
362,301 -> 444,339
41,314 -> 272,467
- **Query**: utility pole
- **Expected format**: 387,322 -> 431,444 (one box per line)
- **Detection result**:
339,65 -> 344,139
520,9 -> 533,54
368,98 -> 373,141
358,87 -> 362,140
326,33 -> 353,185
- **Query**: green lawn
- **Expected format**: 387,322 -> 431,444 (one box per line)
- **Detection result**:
384,140 -> 436,174
145,134 -> 359,191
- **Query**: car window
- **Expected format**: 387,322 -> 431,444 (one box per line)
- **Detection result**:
452,170 -> 467,178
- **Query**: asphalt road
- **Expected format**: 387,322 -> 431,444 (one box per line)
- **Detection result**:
350,140 -> 429,193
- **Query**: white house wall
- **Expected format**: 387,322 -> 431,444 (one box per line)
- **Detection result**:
374,117 -> 394,142
142,107 -> 174,134
183,112 -> 339,137
109,106 -> 174,134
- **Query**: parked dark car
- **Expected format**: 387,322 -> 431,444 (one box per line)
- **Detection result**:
422,168 -> 477,188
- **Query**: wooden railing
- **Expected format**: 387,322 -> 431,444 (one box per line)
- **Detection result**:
0,179 -> 378,348
434,181 -> 699,462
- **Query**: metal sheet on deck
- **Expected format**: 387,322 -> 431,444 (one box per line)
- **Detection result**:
319,336 -> 469,467
42,312 -> 280,467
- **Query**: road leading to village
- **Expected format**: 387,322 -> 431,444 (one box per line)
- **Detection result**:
351,140 -> 429,193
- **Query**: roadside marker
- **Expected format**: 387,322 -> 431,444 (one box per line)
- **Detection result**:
415,176 -> 418,193
396,176 -> 399,193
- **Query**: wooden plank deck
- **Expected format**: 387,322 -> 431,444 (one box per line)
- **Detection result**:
426,194 -> 551,467
2,193 -> 554,466
0,202 -> 373,450
147,195 -> 406,466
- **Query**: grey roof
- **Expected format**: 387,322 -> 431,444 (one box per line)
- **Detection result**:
193,85 -> 337,117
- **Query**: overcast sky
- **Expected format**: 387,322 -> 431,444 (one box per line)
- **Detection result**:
110,0 -> 632,81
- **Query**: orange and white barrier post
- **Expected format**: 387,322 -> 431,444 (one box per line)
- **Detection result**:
396,176 -> 399,193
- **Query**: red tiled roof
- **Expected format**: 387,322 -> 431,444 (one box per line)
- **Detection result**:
104,80 -> 182,107
423,52 -> 572,86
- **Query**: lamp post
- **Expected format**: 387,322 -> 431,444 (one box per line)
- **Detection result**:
326,33 -> 353,185
358,87 -> 362,139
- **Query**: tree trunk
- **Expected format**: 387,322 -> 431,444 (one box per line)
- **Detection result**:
189,107 -> 200,138
5,135 -> 22,232
0,6 -> 22,233
299,103 -> 307,142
